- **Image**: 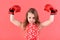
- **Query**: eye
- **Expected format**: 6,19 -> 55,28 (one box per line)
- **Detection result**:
33,17 -> 35,19
29,17 -> 31,19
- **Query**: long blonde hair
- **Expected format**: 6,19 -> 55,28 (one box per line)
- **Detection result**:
23,8 -> 40,30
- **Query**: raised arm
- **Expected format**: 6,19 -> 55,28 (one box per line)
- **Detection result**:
40,4 -> 57,29
40,15 -> 54,28
10,14 -> 22,27
9,5 -> 23,29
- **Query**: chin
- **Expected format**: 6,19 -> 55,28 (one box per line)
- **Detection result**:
29,22 -> 34,24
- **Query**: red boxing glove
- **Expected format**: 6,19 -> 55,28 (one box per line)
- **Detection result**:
9,8 -> 15,15
44,4 -> 57,15
50,8 -> 57,15
44,4 -> 53,12
12,5 -> 21,12
9,5 -> 21,15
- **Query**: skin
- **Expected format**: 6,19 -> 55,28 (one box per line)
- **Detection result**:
10,12 -> 54,29
27,12 -> 35,24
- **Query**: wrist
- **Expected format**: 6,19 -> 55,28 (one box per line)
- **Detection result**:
51,9 -> 56,13
9,12 -> 14,15
50,9 -> 57,15
11,13 -> 14,15
50,13 -> 56,15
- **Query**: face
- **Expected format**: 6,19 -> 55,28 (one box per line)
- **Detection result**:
27,12 -> 35,24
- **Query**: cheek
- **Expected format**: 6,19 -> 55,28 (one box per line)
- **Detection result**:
28,18 -> 30,21
33,19 -> 35,22
33,19 -> 35,21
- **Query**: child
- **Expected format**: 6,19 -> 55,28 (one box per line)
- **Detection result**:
9,5 -> 57,40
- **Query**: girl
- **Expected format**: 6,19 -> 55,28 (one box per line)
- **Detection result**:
9,7 -> 57,40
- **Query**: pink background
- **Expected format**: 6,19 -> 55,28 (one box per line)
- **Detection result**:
0,0 -> 60,40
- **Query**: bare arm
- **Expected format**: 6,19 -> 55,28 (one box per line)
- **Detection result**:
39,4 -> 57,29
9,7 -> 24,29
10,14 -> 23,29
40,15 -> 55,29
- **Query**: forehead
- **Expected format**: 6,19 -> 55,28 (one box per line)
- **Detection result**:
28,12 -> 35,17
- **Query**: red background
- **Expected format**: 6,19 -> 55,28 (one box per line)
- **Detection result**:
0,0 -> 60,40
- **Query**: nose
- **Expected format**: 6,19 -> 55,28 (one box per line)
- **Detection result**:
30,19 -> 34,23
30,18 -> 34,21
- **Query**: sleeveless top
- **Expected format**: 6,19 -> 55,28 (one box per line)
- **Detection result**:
24,23 -> 40,40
